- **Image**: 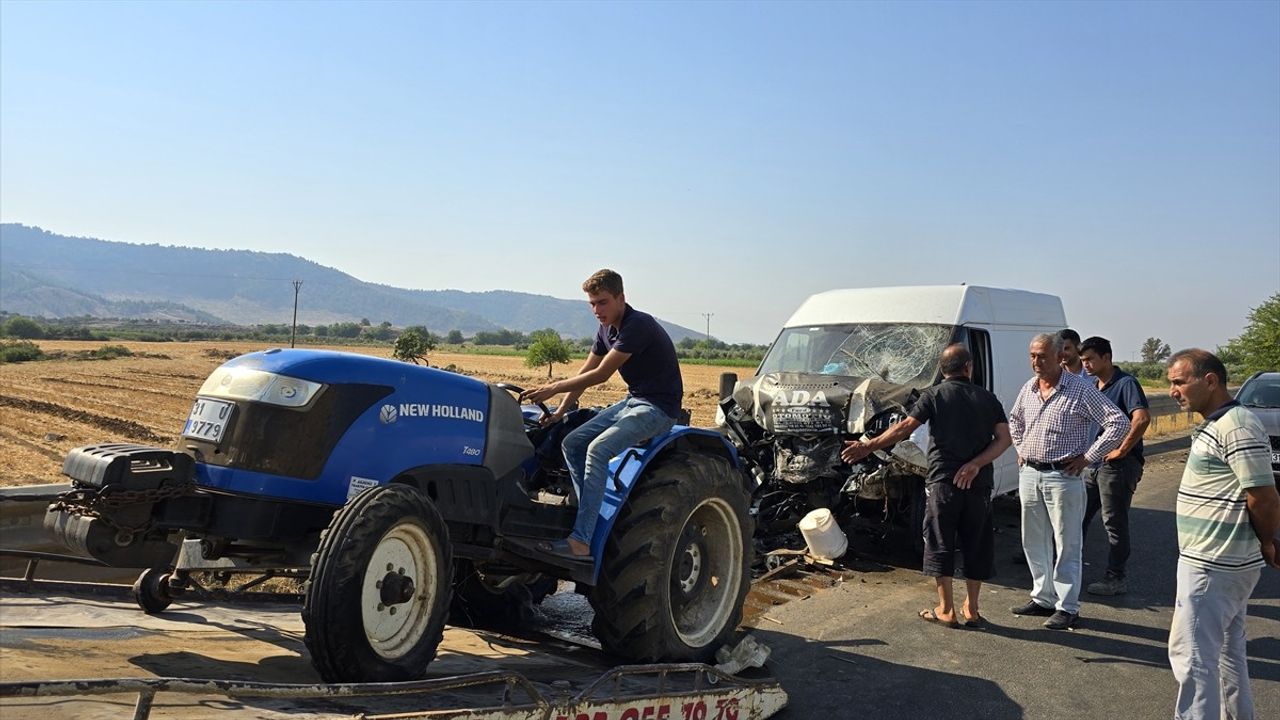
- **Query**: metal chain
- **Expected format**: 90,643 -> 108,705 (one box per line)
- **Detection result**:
50,479 -> 195,533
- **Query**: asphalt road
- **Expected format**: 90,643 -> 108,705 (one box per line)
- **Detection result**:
754,443 -> 1280,720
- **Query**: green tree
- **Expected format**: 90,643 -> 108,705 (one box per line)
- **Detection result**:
2,316 -> 45,339
447,329 -> 464,344
1140,337 -> 1171,363
393,327 -> 436,365
474,328 -> 527,346
1223,292 -> 1280,375
331,322 -> 362,338
524,328 -> 572,378
366,321 -> 396,342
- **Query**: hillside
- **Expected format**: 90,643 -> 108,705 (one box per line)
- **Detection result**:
0,224 -> 698,340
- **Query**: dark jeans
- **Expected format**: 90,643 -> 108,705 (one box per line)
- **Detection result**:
923,482 -> 995,580
1082,454 -> 1143,579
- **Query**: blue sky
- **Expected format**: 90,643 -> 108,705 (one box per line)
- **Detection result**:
2,0 -> 1277,357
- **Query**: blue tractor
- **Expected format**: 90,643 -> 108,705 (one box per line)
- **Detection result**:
45,349 -> 754,683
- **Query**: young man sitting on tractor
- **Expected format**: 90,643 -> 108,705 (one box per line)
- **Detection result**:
521,268 -> 684,562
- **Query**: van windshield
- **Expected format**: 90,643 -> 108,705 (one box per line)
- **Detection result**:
757,323 -> 955,389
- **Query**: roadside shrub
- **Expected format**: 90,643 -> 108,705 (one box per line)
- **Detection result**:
91,345 -> 134,360
1117,362 -> 1166,382
0,340 -> 45,363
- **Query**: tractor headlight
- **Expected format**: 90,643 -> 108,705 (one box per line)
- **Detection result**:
196,367 -> 324,408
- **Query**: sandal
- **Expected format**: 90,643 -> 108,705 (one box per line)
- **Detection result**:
962,606 -> 986,628
536,538 -> 592,563
918,608 -> 959,629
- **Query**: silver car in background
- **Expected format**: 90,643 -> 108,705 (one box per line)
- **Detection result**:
1236,371 -> 1280,479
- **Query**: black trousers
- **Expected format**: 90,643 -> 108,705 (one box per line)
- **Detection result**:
1082,454 -> 1143,579
923,482 -> 995,580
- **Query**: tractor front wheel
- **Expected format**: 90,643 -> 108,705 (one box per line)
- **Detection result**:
303,484 -> 452,683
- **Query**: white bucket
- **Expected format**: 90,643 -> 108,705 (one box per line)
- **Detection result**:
798,508 -> 847,560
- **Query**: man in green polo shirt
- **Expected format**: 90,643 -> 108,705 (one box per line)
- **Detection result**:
1166,349 -> 1280,720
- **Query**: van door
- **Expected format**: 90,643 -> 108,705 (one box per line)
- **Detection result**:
961,327 -> 1018,494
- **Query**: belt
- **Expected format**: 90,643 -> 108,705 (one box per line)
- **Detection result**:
1025,459 -> 1070,472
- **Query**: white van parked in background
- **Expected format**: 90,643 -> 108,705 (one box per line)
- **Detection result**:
717,284 -> 1067,538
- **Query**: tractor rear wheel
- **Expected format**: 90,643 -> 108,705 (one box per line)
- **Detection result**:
590,450 -> 752,662
303,484 -> 451,683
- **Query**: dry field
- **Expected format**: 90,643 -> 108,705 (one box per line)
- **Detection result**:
0,341 -> 750,487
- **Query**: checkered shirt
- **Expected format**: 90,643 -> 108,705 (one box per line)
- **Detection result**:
1009,370 -> 1129,464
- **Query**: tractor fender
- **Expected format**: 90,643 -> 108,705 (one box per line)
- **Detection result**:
588,427 -> 741,576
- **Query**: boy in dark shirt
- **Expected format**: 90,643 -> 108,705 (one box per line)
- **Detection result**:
842,344 -> 1011,627
1079,335 -> 1151,595
521,269 -> 683,562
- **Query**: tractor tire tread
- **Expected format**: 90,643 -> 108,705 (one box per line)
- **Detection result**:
589,450 -> 753,662
302,484 -> 452,683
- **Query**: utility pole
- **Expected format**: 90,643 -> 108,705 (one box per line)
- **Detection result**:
701,313 -> 714,341
290,280 -> 303,348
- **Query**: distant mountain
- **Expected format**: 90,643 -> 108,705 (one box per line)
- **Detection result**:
0,224 -> 699,340
0,265 -> 223,323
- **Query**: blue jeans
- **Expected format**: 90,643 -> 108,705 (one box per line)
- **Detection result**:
1019,466 -> 1086,614
562,398 -> 675,546
1169,560 -> 1261,720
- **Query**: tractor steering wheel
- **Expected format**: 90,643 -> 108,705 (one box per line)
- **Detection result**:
494,383 -> 552,427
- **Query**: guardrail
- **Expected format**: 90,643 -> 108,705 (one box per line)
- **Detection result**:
0,484 -> 138,583
1146,394 -> 1197,437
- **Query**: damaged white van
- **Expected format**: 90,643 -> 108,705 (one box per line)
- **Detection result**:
717,285 -> 1067,538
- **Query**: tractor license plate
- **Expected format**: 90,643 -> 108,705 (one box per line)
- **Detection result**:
1272,451 -> 1280,466
183,398 -> 234,444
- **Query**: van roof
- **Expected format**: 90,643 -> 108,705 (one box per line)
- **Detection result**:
783,285 -> 1066,328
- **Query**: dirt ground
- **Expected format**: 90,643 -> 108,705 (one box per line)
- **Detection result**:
0,340 -> 748,486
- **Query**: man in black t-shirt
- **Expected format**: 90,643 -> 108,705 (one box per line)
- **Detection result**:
842,344 -> 1011,628
520,269 -> 683,563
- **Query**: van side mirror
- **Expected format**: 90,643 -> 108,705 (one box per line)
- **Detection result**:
719,372 -> 738,401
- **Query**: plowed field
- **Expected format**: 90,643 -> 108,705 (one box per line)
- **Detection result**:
0,341 -> 749,486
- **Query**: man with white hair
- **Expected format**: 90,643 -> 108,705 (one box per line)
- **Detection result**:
1008,333 -> 1129,629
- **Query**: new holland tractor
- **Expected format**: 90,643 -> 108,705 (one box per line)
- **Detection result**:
44,349 -> 753,683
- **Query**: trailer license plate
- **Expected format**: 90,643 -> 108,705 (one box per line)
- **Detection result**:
1273,451 -> 1280,466
183,398 -> 234,444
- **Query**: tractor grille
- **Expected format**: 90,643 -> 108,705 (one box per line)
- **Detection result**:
186,383 -> 392,479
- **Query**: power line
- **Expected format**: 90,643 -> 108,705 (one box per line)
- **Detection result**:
701,312 -> 714,341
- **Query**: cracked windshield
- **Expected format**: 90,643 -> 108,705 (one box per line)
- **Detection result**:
758,323 -> 954,388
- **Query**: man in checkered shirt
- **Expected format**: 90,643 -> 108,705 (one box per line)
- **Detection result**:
1008,332 -> 1129,630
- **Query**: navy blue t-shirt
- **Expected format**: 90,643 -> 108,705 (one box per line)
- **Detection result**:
591,304 -> 683,419
1097,368 -> 1148,463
